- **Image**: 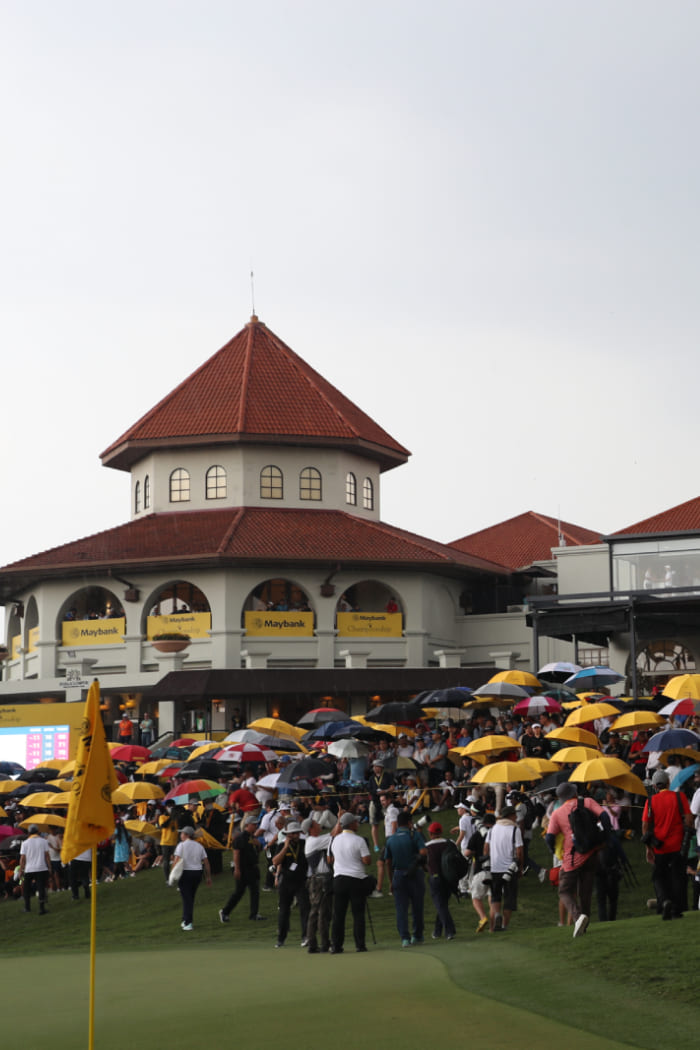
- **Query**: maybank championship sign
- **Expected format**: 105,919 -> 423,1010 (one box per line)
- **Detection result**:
147,613 -> 212,640
244,611 -> 314,636
62,618 -> 126,647
337,612 -> 402,637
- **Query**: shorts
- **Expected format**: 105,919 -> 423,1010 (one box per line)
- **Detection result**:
490,872 -> 518,911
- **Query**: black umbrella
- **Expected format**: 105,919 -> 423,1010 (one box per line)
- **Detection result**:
530,770 -> 571,796
420,687 -> 473,706
16,767 -> 62,784
0,832 -> 26,853
177,758 -> 223,780
277,757 -> 336,784
365,701 -> 427,723
296,708 -> 348,728
8,782 -> 61,799
0,761 -> 25,776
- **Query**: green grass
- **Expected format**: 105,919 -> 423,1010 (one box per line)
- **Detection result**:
3,833 -> 699,1050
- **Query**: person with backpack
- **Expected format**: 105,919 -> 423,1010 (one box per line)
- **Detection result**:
384,810 -> 427,946
424,821 -> 457,940
544,781 -> 607,938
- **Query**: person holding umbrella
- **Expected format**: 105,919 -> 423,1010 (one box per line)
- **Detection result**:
173,826 -> 211,931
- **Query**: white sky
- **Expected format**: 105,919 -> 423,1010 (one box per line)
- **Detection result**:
2,1 -> 700,589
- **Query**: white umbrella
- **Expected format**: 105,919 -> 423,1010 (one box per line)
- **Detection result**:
328,739 -> 370,759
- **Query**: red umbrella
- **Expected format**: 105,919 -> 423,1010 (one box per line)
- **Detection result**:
171,738 -> 197,747
512,696 -> 563,717
657,697 -> 697,718
111,744 -> 152,762
215,743 -> 279,763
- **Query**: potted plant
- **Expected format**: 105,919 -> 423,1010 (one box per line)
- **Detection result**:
151,632 -> 191,654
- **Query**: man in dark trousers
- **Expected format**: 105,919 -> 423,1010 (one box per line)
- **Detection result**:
642,768 -> 692,920
218,821 -> 265,924
272,821 -> 309,948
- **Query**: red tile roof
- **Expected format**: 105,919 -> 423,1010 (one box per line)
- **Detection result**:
449,511 -> 601,571
0,508 -> 509,590
611,495 -> 700,536
101,317 -> 410,473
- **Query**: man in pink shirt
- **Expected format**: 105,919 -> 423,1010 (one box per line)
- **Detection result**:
545,781 -> 605,938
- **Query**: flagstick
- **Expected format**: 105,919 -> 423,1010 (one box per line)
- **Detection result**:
89,849 -> 97,1050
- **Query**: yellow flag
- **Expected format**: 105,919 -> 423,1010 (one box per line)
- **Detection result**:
61,680 -> 120,864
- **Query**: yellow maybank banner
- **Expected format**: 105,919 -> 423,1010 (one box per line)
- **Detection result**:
337,612 -> 403,637
62,618 -> 126,647
244,611 -> 314,636
147,612 -> 212,640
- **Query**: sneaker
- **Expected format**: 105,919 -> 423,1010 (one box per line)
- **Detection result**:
182,923 -> 193,931
573,914 -> 589,938
446,934 -> 455,940
249,914 -> 266,921
369,890 -> 383,899
538,868 -> 547,884
662,899 -> 673,921
274,941 -> 284,948
401,939 -> 411,947
410,936 -> 424,945
301,939 -> 309,947
476,917 -> 489,934
219,909 -> 229,924
493,914 -> 503,932
329,946 -> 343,954
431,932 -> 440,940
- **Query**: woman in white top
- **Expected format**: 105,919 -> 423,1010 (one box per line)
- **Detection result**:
173,826 -> 211,931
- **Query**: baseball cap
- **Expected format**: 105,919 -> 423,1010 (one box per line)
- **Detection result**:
340,812 -> 359,828
428,821 -> 443,834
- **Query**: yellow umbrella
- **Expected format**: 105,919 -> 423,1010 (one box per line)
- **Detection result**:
111,788 -> 136,807
123,819 -> 161,837
546,725 -> 599,748
26,759 -> 67,772
19,813 -> 66,828
569,756 -> 633,783
247,718 -> 306,741
16,792 -> 70,809
137,759 -> 183,775
463,696 -> 515,709
462,735 -> 519,757
363,722 -> 415,738
59,760 -> 76,777
188,743 -> 222,762
0,781 -> 20,795
521,757 -> 560,774
44,779 -> 73,790
607,772 -> 647,796
564,703 -> 620,727
470,759 -> 541,784
550,746 -> 602,765
112,782 -> 164,802
577,692 -> 609,704
610,711 -> 665,734
448,748 -> 486,766
662,674 -> 700,701
488,670 -> 542,689
0,806 -> 6,818
660,747 -> 700,766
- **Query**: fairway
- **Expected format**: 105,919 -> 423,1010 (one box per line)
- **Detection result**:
8,947 -> 640,1050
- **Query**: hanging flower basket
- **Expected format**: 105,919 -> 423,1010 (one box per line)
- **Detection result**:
151,633 -> 190,654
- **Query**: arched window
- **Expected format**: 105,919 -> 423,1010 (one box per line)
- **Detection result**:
169,468 -> 190,503
300,467 -> 322,501
362,477 -> 374,510
346,472 -> 357,505
206,465 -> 227,500
144,474 -> 151,509
260,465 -> 283,499
134,480 -> 141,514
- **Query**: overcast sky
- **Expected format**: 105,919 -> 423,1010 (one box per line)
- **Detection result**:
2,1 -> 700,588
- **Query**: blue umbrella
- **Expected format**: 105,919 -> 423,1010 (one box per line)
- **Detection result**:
564,667 -> 625,693
670,763 -> 700,790
643,728 -> 700,752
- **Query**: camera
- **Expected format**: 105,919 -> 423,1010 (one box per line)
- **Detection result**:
481,858 -> 492,883
502,860 -> 520,883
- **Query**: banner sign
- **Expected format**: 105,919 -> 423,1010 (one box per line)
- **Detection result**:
62,618 -> 126,647
336,612 -> 403,637
147,612 -> 212,640
244,611 -> 314,636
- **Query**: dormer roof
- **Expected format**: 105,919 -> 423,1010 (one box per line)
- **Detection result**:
449,511 -> 601,571
100,317 -> 410,473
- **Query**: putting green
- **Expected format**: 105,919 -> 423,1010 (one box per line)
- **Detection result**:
9,948 -> 640,1050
